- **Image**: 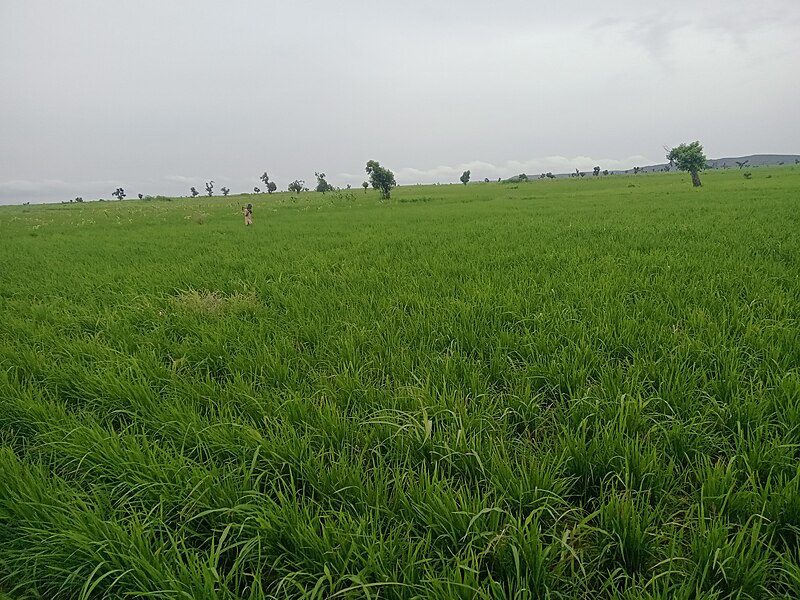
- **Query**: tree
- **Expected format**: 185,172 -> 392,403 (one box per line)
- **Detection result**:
735,160 -> 749,169
112,187 -> 125,200
261,172 -> 277,193
362,181 -> 369,193
667,141 -> 707,187
484,178 -> 490,183
460,170 -> 470,185
593,166 -> 600,176
190,187 -> 199,197
518,173 -> 528,181
315,172 -> 334,193
546,172 -> 556,179
75,196 -> 83,203
253,187 -> 260,194
138,193 -> 143,199
258,173 -> 277,194
205,181 -> 214,196
366,160 -> 396,199
288,180 -> 304,194
221,187 -> 230,196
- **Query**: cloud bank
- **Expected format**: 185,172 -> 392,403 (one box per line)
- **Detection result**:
339,155 -> 657,187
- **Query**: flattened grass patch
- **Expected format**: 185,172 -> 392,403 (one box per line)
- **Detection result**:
169,288 -> 260,315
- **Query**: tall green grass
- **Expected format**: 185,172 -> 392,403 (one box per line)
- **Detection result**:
1,168 -> 799,597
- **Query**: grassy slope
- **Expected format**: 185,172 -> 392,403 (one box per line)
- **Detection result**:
1,168 -> 799,598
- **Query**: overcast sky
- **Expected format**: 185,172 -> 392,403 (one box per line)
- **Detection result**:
1,0 -> 798,204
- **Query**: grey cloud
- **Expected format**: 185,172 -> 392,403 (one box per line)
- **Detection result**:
163,176 -> 201,185
0,179 -> 71,194
1,1 -> 798,205
611,17 -> 690,64
0,178 -> 122,203
590,1 -> 800,61
338,155 -> 657,187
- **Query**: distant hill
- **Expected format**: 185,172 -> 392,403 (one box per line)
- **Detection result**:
503,154 -> 800,181
618,154 -> 800,175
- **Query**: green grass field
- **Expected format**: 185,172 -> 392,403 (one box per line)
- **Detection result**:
1,168 -> 799,598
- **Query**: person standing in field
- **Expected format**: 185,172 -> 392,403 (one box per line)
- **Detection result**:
243,203 -> 253,226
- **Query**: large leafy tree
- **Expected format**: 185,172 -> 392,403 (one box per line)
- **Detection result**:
460,170 -> 470,185
366,160 -> 396,199
667,141 -> 707,187
260,172 -> 277,194
315,172 -> 334,193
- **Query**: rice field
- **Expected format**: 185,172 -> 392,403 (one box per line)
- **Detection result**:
1,168 -> 799,598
